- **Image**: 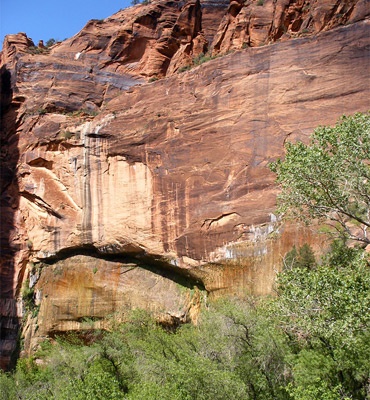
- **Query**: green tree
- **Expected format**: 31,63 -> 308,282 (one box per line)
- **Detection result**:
283,245 -> 298,269
270,113 -> 370,397
297,243 -> 316,269
284,243 -> 316,270
45,38 -> 56,47
270,113 -> 370,245
0,372 -> 16,400
274,247 -> 370,399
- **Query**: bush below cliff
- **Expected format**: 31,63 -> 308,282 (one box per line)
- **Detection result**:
1,241 -> 369,400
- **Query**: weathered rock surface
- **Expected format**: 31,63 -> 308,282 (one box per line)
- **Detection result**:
0,0 -> 369,368
212,0 -> 370,52
51,0 -> 222,78
22,255 -> 201,356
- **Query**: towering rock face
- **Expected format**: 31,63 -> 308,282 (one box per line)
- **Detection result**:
0,0 -> 369,368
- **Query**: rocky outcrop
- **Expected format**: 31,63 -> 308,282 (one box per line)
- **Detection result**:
1,0 -> 369,368
22,254 -> 202,356
212,0 -> 370,52
200,0 -> 230,43
0,33 -> 35,67
51,0 -> 211,78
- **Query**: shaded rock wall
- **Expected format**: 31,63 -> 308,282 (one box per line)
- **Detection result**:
22,254 -> 201,355
0,0 -> 369,368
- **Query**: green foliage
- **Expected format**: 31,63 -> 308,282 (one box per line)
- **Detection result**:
22,279 -> 35,312
24,108 -> 48,117
274,245 -> 370,399
192,52 -> 214,66
257,0 -> 265,5
26,46 -> 50,55
270,112 -> 370,245
66,108 -> 99,118
285,380 -> 349,400
271,114 -> 370,398
284,244 -> 298,269
3,305 -> 286,399
31,304 -> 40,318
178,65 -> 192,73
59,130 -> 73,139
284,243 -> 316,270
45,38 -> 56,47
178,52 -> 225,73
0,371 -> 16,400
58,360 -> 124,400
322,238 -> 362,267
297,243 -> 316,268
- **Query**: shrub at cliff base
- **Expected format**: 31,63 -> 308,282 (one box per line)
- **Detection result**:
0,242 -> 369,400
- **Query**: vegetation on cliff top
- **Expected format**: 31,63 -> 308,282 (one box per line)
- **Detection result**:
1,114 -> 369,399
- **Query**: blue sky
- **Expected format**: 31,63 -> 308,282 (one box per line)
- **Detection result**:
0,0 -> 132,49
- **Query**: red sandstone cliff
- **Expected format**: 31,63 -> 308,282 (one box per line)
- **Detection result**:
212,0 -> 370,52
0,0 -> 369,368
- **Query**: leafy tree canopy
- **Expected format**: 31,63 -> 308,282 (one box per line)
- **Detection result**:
270,112 -> 370,245
45,38 -> 56,47
283,243 -> 316,270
